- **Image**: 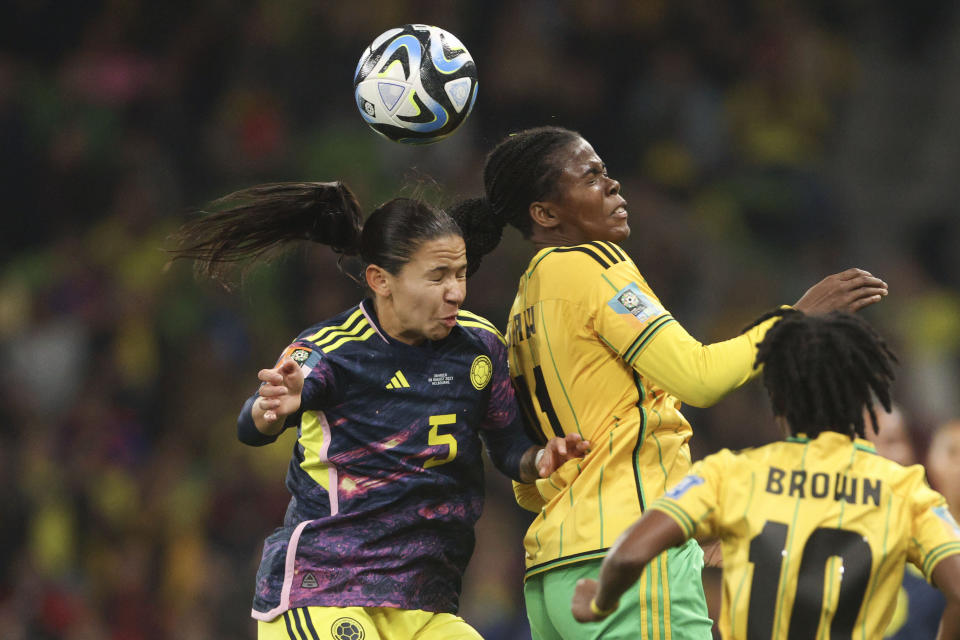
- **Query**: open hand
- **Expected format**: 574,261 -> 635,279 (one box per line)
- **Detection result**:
793,268 -> 887,314
538,433 -> 591,477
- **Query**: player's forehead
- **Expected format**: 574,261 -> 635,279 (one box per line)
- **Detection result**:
553,137 -> 603,177
406,234 -> 466,269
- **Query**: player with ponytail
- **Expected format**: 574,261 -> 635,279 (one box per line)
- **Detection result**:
449,127 -> 890,638
172,181 -> 588,640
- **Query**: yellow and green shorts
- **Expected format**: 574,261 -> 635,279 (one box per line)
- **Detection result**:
523,539 -> 712,640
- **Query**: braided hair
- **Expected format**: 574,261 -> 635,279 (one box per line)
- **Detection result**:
752,310 -> 898,439
170,182 -> 460,285
448,126 -> 582,276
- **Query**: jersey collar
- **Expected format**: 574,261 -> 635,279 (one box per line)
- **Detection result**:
787,432 -> 877,455
360,298 -> 391,344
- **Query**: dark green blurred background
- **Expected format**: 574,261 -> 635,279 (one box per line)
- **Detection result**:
2,1 -> 959,638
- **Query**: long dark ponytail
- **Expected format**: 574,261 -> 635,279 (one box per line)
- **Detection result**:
449,126 -> 582,276
170,181 -> 461,283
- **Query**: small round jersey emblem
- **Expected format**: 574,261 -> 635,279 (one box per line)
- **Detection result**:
470,355 -> 493,390
331,617 -> 365,640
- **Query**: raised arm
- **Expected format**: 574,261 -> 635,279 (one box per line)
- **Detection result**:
601,268 -> 887,408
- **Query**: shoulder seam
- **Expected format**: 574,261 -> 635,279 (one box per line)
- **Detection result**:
321,326 -> 376,353
589,241 -> 625,266
533,242 -> 629,274
600,241 -> 629,262
457,309 -> 499,328
305,308 -> 366,344
457,311 -> 506,345
551,245 -> 612,269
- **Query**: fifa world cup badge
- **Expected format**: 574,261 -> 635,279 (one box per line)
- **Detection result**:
619,290 -> 642,311
609,283 -> 662,323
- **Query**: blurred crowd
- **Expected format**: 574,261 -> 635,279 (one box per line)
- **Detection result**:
2,1 -> 960,638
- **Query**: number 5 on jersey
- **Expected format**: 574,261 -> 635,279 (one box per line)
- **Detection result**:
424,414 -> 458,469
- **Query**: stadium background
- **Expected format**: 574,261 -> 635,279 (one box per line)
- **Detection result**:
2,1 -> 959,638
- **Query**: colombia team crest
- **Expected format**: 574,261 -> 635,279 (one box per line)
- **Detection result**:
470,355 -> 492,390
331,617 -> 365,640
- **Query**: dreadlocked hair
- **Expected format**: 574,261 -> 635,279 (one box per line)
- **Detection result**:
753,311 -> 898,440
448,126 -> 582,276
170,182 -> 461,286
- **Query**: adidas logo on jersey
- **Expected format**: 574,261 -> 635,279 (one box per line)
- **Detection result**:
385,370 -> 410,389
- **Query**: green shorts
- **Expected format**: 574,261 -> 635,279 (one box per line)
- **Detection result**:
523,538 -> 713,640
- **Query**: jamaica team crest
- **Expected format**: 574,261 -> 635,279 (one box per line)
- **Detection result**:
470,355 -> 493,390
331,617 -> 365,640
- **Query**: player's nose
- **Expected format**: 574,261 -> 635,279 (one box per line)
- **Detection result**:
445,281 -> 466,306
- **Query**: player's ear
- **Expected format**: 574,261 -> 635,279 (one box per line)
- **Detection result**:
365,264 -> 392,298
530,202 -> 560,229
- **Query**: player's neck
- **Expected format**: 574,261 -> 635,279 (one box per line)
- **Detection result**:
371,297 -> 426,346
529,225 -> 587,250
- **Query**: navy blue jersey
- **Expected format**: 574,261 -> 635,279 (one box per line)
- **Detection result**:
242,299 -> 533,621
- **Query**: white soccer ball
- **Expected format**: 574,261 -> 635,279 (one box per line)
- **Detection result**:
353,24 -> 478,144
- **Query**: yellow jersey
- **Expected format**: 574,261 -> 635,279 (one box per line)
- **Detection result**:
506,241 -> 780,576
651,432 -> 960,639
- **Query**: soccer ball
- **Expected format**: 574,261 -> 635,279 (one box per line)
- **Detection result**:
353,24 -> 478,144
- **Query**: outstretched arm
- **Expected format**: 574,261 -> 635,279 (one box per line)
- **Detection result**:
623,268 -> 887,408
571,510 -> 687,622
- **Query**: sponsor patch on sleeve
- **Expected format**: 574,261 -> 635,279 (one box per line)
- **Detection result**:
664,474 -> 705,500
608,282 -> 662,323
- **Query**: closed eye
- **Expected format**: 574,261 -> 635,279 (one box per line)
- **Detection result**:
583,164 -> 607,183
